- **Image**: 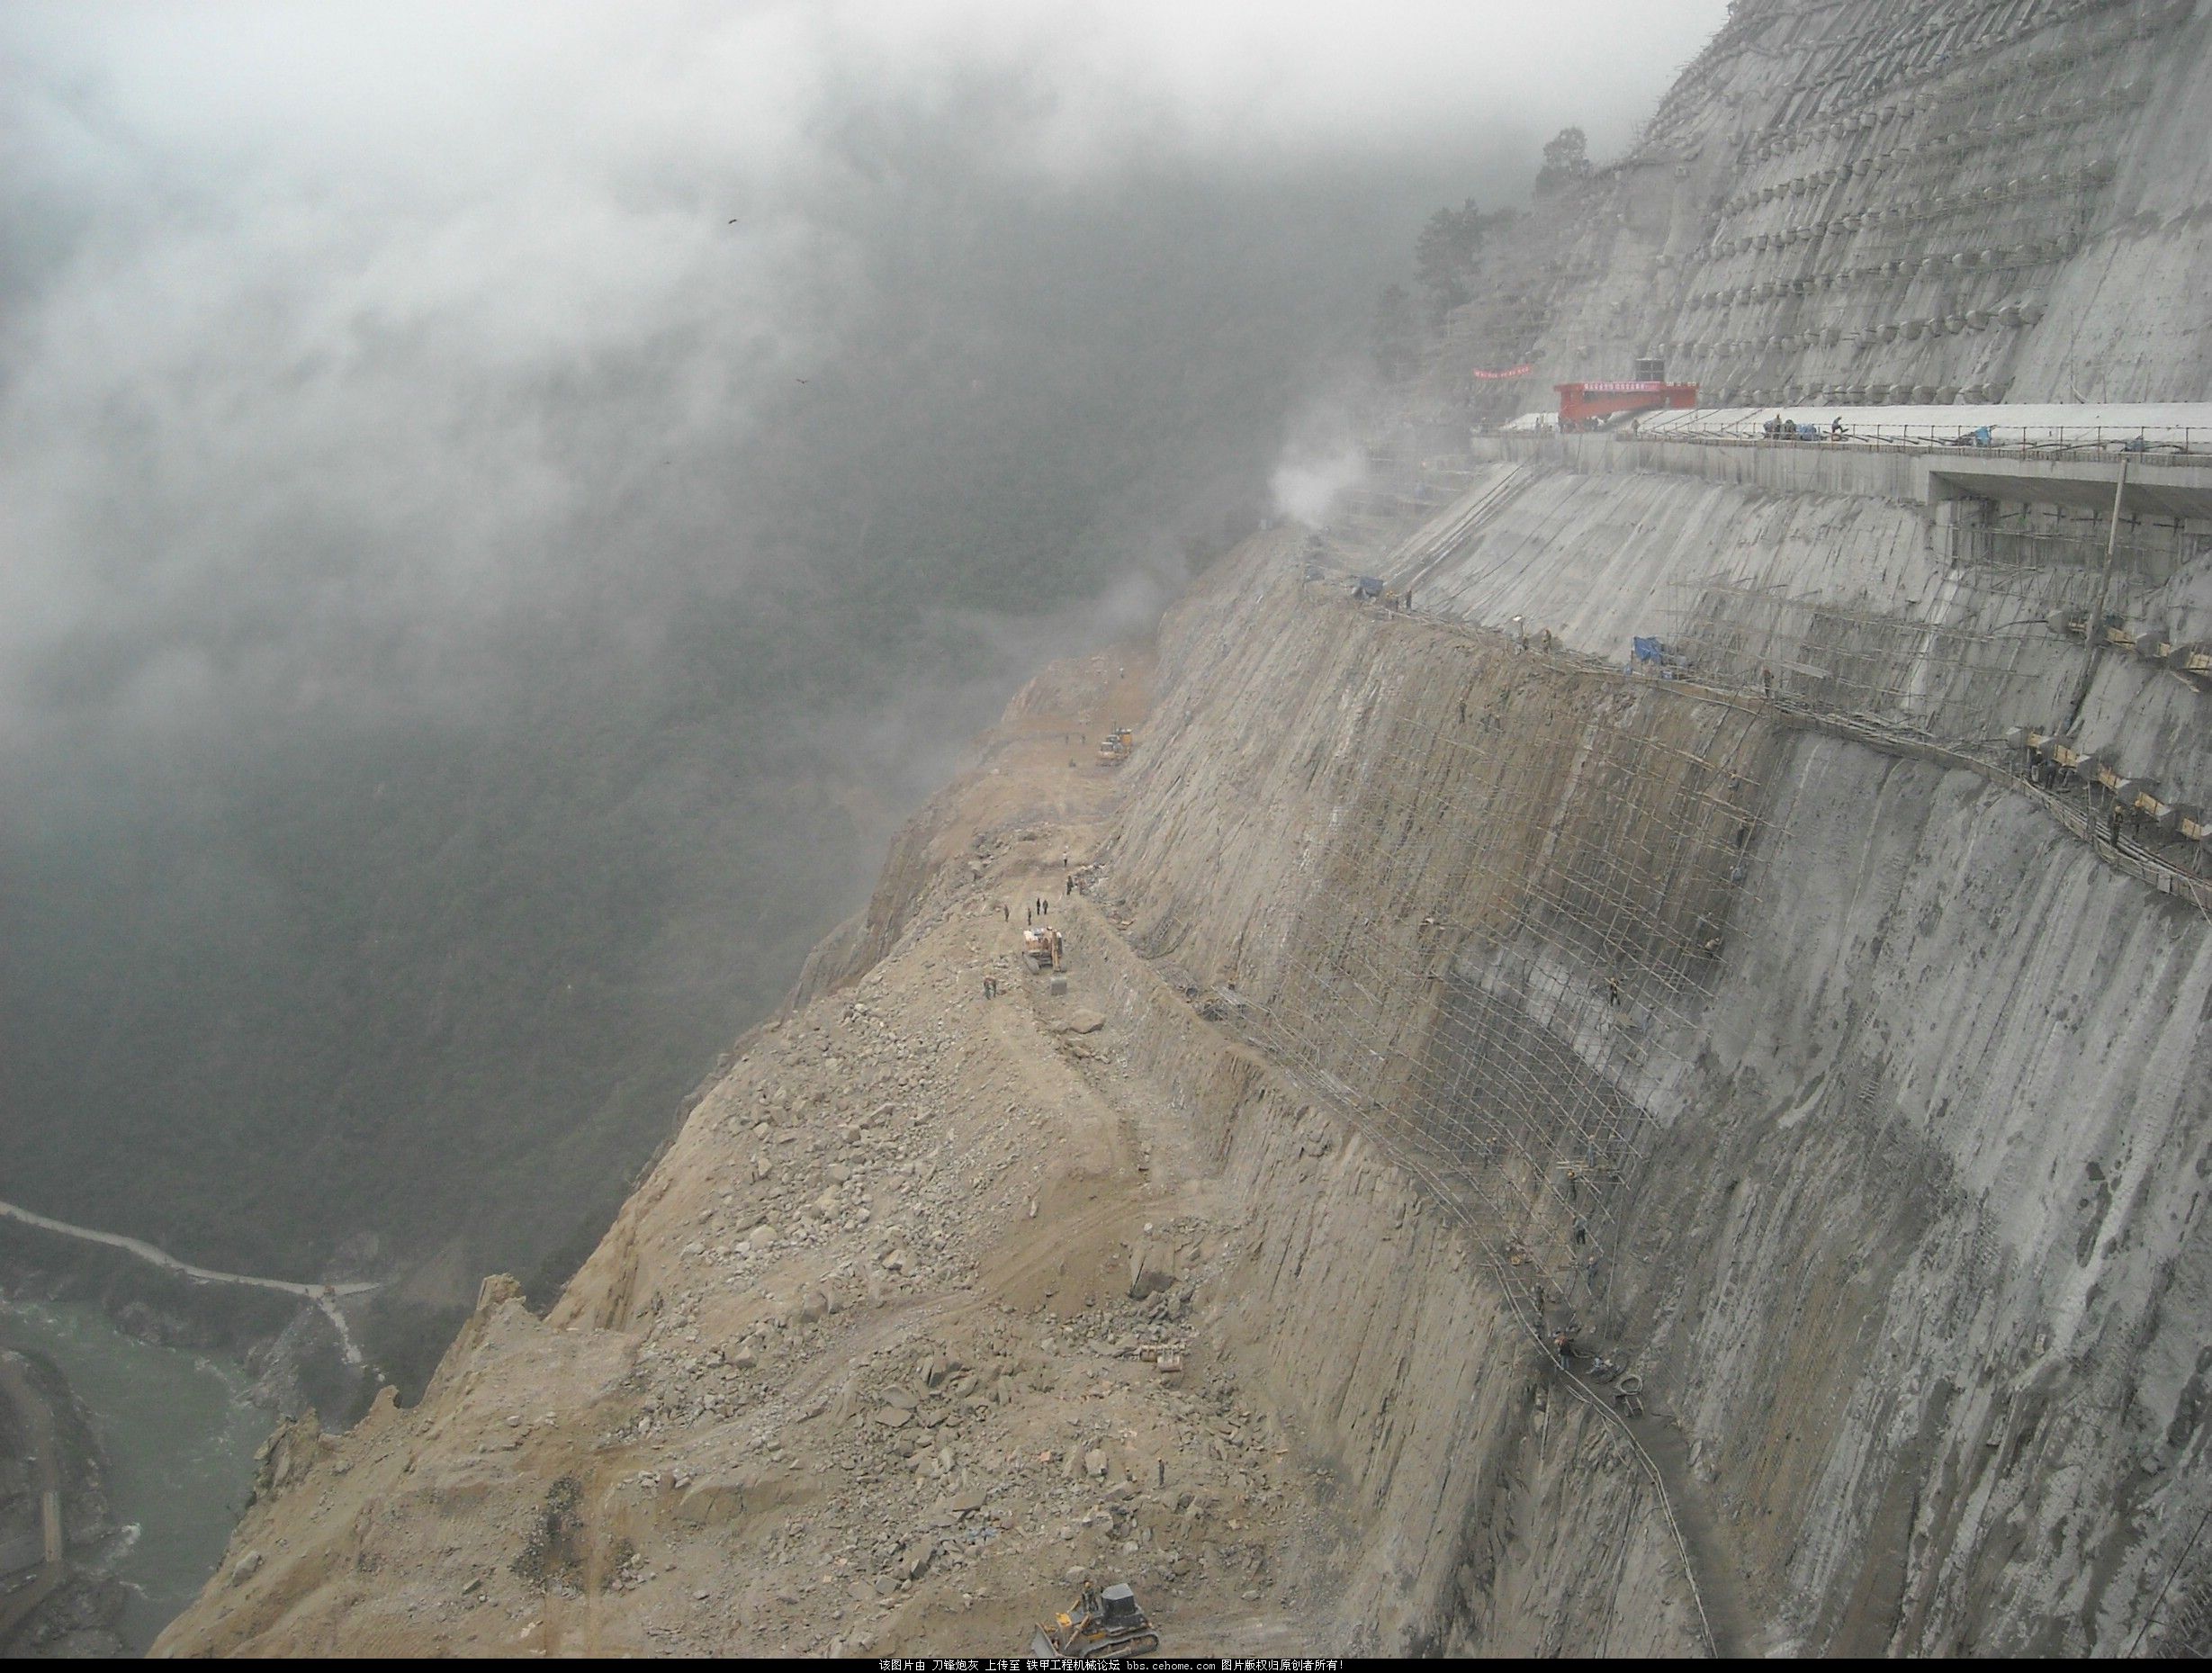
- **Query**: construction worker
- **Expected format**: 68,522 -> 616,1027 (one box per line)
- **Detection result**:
1606,975 -> 1621,1008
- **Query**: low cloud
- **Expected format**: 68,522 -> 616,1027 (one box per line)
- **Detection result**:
1270,405 -> 1370,526
0,0 -> 1730,1273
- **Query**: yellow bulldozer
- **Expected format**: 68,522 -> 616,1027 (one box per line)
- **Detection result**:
1029,1581 -> 1158,1660
1095,725 -> 1135,765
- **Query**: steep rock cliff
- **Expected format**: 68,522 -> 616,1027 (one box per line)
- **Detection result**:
1097,542 -> 2212,1652
157,1 -> 2212,1657
1426,0 -> 2212,418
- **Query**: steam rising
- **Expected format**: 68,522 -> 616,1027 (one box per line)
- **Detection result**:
1271,414 -> 1371,527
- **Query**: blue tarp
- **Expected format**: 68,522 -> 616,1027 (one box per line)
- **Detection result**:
1632,635 -> 1665,662
1353,576 -> 1385,599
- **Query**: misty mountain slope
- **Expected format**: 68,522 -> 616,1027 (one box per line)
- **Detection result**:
0,90 -> 1512,1292
148,0 -> 2212,1654
150,631 -> 1389,1660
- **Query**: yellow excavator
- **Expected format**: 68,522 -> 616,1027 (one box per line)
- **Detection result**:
1030,1581 -> 1158,1659
1022,924 -> 1065,973
1096,725 -> 1135,765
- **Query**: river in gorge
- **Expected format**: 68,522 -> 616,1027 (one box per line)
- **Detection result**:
0,1298 -> 266,1653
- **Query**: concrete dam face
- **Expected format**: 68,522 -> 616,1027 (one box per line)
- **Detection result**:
155,2 -> 2212,1660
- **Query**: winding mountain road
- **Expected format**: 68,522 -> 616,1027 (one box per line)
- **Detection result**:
0,1199 -> 375,1364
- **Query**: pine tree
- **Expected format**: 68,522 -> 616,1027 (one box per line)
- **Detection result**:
1534,127 -> 1592,196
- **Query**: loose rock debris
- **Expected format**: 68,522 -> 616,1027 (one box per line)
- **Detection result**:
157,645 -> 1338,1660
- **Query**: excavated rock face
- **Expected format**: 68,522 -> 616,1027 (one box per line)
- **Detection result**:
157,4 -> 2212,1660
160,539 -> 2208,1654
1426,0 -> 2212,423
1095,553 -> 2212,1654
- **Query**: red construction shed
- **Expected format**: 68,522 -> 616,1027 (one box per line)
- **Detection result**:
1555,380 -> 1698,427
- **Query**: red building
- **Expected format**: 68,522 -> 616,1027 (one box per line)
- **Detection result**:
1554,379 -> 1698,427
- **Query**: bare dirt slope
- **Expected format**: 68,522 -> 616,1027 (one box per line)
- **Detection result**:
153,643 -> 1350,1660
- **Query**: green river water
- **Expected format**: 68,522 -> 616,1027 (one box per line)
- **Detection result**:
0,1299 -> 266,1653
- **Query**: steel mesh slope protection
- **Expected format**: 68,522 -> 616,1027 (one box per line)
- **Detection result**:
1105,570 -> 1778,1336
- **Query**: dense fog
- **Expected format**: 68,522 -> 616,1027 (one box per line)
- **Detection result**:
0,2 -> 1724,1299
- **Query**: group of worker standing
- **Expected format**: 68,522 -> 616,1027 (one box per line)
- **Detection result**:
1762,413 -> 1848,441
981,850 -> 1086,999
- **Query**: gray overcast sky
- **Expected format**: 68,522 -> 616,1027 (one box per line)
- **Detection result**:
10,4 -> 1729,174
0,0 -> 1729,738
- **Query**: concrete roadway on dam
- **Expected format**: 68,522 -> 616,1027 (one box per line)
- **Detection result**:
0,1199 -> 376,1365
1507,400 -> 2212,452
